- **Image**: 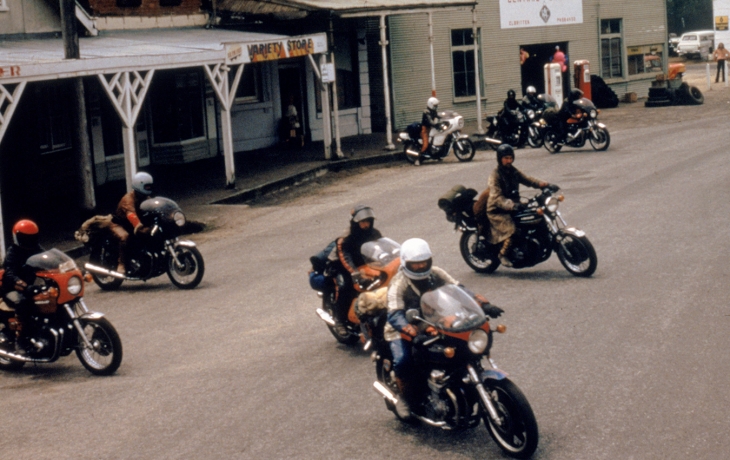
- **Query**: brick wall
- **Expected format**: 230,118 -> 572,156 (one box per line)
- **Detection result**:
88,0 -> 202,16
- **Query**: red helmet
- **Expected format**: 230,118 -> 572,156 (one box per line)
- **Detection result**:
12,219 -> 39,248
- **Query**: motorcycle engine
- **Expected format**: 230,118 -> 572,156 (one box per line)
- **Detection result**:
425,370 -> 452,421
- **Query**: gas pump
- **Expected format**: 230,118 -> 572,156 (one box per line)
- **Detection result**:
544,63 -> 563,108
573,60 -> 592,101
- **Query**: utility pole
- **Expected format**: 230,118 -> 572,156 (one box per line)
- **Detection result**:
60,0 -> 96,211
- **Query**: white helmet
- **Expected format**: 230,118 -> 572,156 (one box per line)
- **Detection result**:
526,86 -> 537,96
132,171 -> 153,196
400,238 -> 433,280
427,97 -> 439,111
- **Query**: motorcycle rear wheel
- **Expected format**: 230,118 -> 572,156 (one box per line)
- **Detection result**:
556,233 -> 597,277
589,127 -> 610,151
89,243 -> 124,291
453,139 -> 475,162
166,246 -> 205,289
542,129 -> 562,153
483,378 -> 539,459
76,317 -> 123,376
403,142 -> 419,165
460,231 -> 500,274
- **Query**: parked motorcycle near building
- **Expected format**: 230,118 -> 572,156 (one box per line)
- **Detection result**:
397,110 -> 475,164
541,98 -> 610,153
0,249 -> 123,375
438,184 -> 597,277
78,196 -> 205,290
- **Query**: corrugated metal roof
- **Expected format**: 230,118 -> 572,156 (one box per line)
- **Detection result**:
218,0 -> 476,17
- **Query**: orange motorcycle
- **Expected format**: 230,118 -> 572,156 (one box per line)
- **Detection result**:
315,237 -> 400,345
0,249 -> 123,375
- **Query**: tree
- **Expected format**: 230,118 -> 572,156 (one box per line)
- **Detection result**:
667,0 -> 713,34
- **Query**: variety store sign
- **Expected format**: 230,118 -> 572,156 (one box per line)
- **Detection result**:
226,33 -> 327,65
500,0 -> 583,29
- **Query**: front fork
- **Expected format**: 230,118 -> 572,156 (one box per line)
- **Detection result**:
64,298 -> 99,350
467,364 -> 503,427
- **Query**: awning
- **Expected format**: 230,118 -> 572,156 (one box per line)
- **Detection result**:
218,0 -> 476,17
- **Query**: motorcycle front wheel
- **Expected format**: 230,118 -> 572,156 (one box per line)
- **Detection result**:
542,129 -> 562,154
556,233 -> 597,277
89,242 -> 124,291
589,127 -> 611,151
76,317 -> 123,376
483,378 -> 539,459
453,138 -> 475,162
460,231 -> 500,274
166,246 -> 205,289
527,128 -> 544,148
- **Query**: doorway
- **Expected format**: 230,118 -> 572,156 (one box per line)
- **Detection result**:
278,64 -> 307,145
520,42 -> 569,97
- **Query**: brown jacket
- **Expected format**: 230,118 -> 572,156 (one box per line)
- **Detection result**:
486,167 -> 543,244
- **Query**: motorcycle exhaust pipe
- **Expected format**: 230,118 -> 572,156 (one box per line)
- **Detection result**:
84,263 -> 126,279
483,137 -> 502,146
315,308 -> 336,327
373,381 -> 399,405
405,148 -> 421,159
0,348 -> 35,363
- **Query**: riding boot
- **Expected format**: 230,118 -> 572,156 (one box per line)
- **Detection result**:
499,237 -> 513,267
394,377 -> 413,418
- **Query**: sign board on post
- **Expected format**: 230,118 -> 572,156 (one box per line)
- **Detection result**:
716,16 -> 729,31
321,63 -> 336,83
499,0 -> 583,29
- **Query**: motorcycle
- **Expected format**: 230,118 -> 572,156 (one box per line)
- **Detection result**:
370,284 -> 538,459
0,249 -> 123,375
523,94 -> 558,149
80,196 -> 205,290
541,98 -> 610,153
397,110 -> 475,164
315,237 -> 400,345
485,107 -> 528,148
438,184 -> 597,277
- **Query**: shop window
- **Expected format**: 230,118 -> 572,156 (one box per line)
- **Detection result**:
233,64 -> 263,103
117,0 -> 142,7
600,19 -> 623,78
451,28 -> 482,98
159,0 -> 182,6
313,35 -> 360,111
36,83 -> 71,154
628,46 -> 664,75
150,70 -> 205,144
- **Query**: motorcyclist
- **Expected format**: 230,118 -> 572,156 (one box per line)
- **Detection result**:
108,171 -> 154,274
419,97 -> 440,165
486,145 -> 556,267
1,220 -> 44,354
557,88 -> 585,141
500,89 -> 522,133
331,205 -> 383,328
521,86 -> 542,112
384,238 -> 502,417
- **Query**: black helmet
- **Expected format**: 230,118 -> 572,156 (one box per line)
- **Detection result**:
507,89 -> 516,99
496,144 -> 515,162
569,89 -> 584,102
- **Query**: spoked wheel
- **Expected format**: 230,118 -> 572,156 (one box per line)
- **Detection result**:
527,128 -> 544,148
75,317 -> 123,376
556,233 -> 597,277
459,231 -> 500,274
453,139 -> 475,162
589,127 -> 611,151
543,129 -> 562,153
166,246 -> 205,289
403,142 -> 419,165
483,378 -> 539,459
89,242 -> 124,291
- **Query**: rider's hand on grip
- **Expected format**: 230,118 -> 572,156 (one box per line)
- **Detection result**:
402,324 -> 418,337
425,326 -> 438,336
548,183 -> 560,192
482,303 -> 504,319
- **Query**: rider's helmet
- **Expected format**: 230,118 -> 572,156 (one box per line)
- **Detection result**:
350,204 -> 375,224
132,171 -> 154,196
400,238 -> 433,280
427,97 -> 439,111
496,144 -> 515,162
526,86 -> 537,96
12,219 -> 39,249
507,89 -> 516,99
568,88 -> 584,102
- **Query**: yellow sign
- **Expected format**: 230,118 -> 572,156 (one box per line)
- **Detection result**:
716,16 -> 729,31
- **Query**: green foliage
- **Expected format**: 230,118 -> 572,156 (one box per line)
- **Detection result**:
666,0 -> 713,33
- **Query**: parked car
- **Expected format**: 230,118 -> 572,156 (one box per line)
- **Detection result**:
676,30 -> 715,60
668,33 -> 680,56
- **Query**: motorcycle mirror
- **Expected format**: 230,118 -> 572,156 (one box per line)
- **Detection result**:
405,309 -> 421,323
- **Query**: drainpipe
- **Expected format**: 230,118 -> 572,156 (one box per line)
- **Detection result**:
380,14 -> 395,150
472,5 -> 483,133
429,11 -> 436,97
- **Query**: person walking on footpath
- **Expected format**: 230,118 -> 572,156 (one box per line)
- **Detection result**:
712,43 -> 730,83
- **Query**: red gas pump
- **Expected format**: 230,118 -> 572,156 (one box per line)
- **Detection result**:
573,60 -> 592,101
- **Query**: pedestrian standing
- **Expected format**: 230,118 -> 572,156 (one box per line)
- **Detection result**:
712,43 -> 730,83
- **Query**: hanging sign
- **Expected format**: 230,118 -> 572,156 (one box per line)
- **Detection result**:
499,0 -> 583,29
226,33 -> 327,65
321,63 -> 336,83
716,16 -> 729,31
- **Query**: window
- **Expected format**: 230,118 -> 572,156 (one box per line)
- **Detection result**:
150,70 -> 205,144
628,45 -> 664,75
36,83 -> 72,154
116,0 -> 142,6
313,34 -> 360,111
451,29 -> 482,98
159,0 -> 182,6
233,64 -> 263,103
601,19 -> 623,79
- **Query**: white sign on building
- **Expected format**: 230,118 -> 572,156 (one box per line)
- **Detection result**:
499,0 -> 583,29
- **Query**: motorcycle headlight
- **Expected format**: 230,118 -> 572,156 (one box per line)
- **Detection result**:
545,196 -> 560,213
67,276 -> 82,295
468,329 -> 489,354
590,109 -> 597,119
398,132 -> 409,141
173,211 -> 186,227
527,109 -> 535,119
457,117 -> 464,129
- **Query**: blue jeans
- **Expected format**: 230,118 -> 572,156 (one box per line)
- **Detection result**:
389,339 -> 412,378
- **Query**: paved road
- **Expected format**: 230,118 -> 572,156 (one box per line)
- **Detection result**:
3,68 -> 730,459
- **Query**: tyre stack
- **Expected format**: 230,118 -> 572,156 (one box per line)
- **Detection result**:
645,80 -> 673,107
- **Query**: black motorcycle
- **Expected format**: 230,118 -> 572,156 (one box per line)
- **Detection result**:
82,197 -> 205,290
368,285 -> 539,459
438,185 -> 597,277
541,98 -> 610,153
485,107 -> 528,148
523,94 -> 558,148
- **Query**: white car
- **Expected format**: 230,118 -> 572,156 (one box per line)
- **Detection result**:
676,30 -> 715,60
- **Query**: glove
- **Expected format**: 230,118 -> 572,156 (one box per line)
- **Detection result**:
548,184 -> 560,192
482,303 -> 504,319
425,326 -> 438,336
134,223 -> 150,236
402,324 -> 418,337
474,294 -> 489,305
